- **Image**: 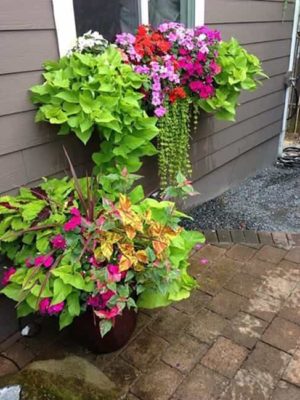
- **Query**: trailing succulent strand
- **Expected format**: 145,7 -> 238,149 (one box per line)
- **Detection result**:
157,99 -> 192,189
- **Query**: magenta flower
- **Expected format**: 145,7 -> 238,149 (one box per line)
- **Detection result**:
44,255 -> 54,268
39,298 -> 64,315
39,298 -> 51,315
48,301 -> 64,315
101,289 -> 116,306
107,264 -> 122,282
64,208 -> 81,232
195,243 -> 203,251
1,267 -> 16,286
87,295 -> 101,308
34,255 -> 54,268
51,234 -> 66,250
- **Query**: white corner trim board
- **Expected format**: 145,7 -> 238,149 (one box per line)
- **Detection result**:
140,0 -> 150,25
195,0 -> 205,26
52,0 -> 77,56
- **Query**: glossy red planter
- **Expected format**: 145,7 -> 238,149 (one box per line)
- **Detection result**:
72,307 -> 137,354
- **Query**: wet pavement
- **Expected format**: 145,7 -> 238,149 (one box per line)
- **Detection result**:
184,166 -> 300,232
1,243 -> 300,399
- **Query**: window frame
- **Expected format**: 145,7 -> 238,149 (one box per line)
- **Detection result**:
52,0 -> 205,56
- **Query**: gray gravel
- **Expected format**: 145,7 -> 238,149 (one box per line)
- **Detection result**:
184,166 -> 300,232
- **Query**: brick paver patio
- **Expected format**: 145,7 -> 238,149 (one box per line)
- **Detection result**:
1,242 -> 300,399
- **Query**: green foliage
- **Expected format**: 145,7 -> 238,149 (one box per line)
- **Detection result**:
31,46 -> 158,175
157,99 -> 192,189
0,171 -> 203,336
198,38 -> 266,121
0,178 -> 73,263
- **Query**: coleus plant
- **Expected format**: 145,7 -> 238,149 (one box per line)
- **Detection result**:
0,168 -> 204,336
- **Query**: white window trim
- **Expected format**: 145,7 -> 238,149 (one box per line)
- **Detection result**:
195,0 -> 205,26
140,0 -> 150,24
52,0 -> 205,56
52,0 -> 77,56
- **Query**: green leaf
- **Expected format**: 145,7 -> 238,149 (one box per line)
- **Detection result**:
129,185 -> 144,204
52,278 -> 73,304
17,302 -> 33,318
67,292 -> 81,316
55,91 -> 78,103
21,200 -> 46,222
1,283 -> 21,301
137,289 -> 172,309
59,308 -> 74,330
26,293 -> 39,310
0,230 -> 18,242
99,319 -> 113,337
36,235 -> 50,253
58,272 -> 86,290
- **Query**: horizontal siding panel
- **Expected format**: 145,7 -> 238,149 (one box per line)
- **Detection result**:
190,136 -> 279,207
206,0 -> 294,24
208,22 -> 292,44
240,74 -> 285,103
22,137 -> 95,182
0,152 -> 27,193
0,31 -> 58,74
0,0 -> 55,30
194,89 -> 284,140
0,71 -> 43,116
0,111 -> 57,156
262,56 -> 289,77
192,120 -> 281,181
191,105 -> 283,162
245,40 -> 291,61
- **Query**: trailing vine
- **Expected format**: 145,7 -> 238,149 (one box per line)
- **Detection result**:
157,99 -> 192,188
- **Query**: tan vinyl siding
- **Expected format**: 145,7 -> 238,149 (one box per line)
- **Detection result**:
0,0 -> 91,194
186,0 -> 294,204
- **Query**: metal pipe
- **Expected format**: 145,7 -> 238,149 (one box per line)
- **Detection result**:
278,0 -> 300,156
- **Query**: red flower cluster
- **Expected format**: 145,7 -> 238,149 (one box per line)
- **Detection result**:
169,87 -> 187,103
134,25 -> 171,58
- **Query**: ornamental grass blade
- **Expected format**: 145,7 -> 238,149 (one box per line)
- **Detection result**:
63,146 -> 88,216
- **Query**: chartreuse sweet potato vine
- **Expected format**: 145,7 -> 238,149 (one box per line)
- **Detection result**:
197,38 -> 267,121
31,46 -> 158,175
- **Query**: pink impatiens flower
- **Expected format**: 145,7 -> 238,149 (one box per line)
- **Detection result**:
48,301 -> 64,315
101,289 -> 116,307
39,298 -> 50,315
51,234 -> 66,250
34,255 -> 54,268
1,267 -> 16,286
39,298 -> 64,315
64,208 -> 81,232
95,305 -> 121,320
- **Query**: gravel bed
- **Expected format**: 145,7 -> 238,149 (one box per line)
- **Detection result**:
184,166 -> 300,232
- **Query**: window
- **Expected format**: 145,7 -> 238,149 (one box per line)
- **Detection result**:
52,0 -> 205,56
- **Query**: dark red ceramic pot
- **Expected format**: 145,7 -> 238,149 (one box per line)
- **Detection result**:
72,307 -> 137,354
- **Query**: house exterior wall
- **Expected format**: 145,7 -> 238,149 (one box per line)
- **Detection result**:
0,0 -> 295,343
0,0 -> 92,196
187,0 -> 294,205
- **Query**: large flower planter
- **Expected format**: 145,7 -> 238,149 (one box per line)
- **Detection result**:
72,307 -> 137,354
